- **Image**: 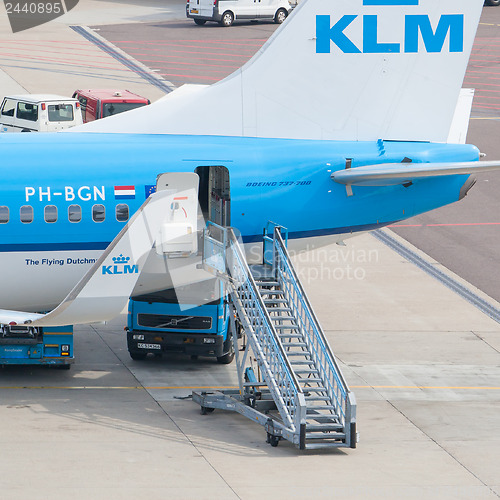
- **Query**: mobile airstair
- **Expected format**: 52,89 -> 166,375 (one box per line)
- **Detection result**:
193,222 -> 357,450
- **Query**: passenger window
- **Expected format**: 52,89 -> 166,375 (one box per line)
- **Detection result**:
44,205 -> 57,223
20,205 -> 33,224
68,204 -> 81,223
17,102 -> 38,122
1,99 -> 15,117
48,104 -> 74,122
92,204 -> 105,223
0,206 -> 9,224
116,204 -> 129,222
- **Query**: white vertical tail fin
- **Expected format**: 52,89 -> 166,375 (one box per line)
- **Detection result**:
73,0 -> 483,143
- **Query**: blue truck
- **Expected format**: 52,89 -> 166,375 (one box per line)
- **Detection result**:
0,325 -> 74,368
126,278 -> 234,364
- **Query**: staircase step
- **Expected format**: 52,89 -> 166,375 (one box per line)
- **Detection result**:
304,395 -> 330,401
270,316 -> 296,321
274,325 -> 299,330
306,405 -> 336,411
298,377 -> 323,383
267,307 -> 292,312
306,433 -> 346,441
306,424 -> 343,432
263,299 -> 287,304
307,416 -> 340,425
283,342 -> 308,348
285,352 -> 311,357
255,281 -> 279,286
290,360 -> 315,365
302,387 -> 327,392
294,369 -> 319,375
278,334 -> 303,339
305,442 -> 347,450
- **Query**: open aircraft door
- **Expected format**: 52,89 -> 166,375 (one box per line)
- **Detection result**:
195,166 -> 231,227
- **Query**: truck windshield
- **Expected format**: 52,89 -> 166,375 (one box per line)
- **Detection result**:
102,102 -> 147,118
133,278 -> 222,306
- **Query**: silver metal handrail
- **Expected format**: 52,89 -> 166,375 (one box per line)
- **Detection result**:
272,228 -> 352,425
204,222 -> 306,432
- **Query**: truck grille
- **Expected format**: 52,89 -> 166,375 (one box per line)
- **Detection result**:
137,314 -> 212,330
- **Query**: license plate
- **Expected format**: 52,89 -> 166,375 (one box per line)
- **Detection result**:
137,343 -> 161,350
190,9 -> 199,13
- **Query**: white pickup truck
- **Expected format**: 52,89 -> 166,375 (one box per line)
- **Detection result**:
186,0 -> 292,27
0,94 -> 83,133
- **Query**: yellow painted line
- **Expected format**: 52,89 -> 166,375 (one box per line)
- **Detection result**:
0,385 -> 239,390
470,117 -> 500,120
0,386 -> 142,390
0,385 -> 499,391
145,386 -> 239,390
351,385 -> 500,390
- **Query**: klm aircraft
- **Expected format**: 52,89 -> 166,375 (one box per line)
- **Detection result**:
0,0 -> 498,327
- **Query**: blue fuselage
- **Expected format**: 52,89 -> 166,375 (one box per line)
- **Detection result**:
0,132 -> 478,311
0,133 -> 479,250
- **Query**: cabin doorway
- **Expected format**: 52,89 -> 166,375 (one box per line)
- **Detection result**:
195,166 -> 231,227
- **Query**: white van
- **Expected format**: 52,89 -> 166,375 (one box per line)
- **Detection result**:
0,95 -> 83,133
186,0 -> 292,26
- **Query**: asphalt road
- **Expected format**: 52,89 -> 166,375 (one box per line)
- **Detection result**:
96,6 -> 500,302
93,19 -> 278,87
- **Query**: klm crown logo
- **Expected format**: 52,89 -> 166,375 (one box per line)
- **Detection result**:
316,0 -> 464,54
102,254 -> 139,275
112,255 -> 130,265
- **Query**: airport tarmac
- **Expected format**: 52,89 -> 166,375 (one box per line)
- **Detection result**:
0,1 -> 499,499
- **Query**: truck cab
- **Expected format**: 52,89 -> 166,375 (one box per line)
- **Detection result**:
72,89 -> 150,123
0,95 -> 83,132
126,278 -> 234,364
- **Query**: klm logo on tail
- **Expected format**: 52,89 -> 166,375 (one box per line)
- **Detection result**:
102,255 -> 139,275
316,0 -> 464,54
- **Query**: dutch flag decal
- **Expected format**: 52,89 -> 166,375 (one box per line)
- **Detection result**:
114,185 -> 136,200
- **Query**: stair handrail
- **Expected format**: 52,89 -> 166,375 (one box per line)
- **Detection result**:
272,227 -> 353,423
205,222 -> 306,433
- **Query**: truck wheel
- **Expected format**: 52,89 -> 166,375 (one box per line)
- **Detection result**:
274,8 -> 287,24
220,11 -> 234,27
194,19 -> 206,25
486,0 -> 500,5
130,351 -> 147,360
217,338 -> 234,364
